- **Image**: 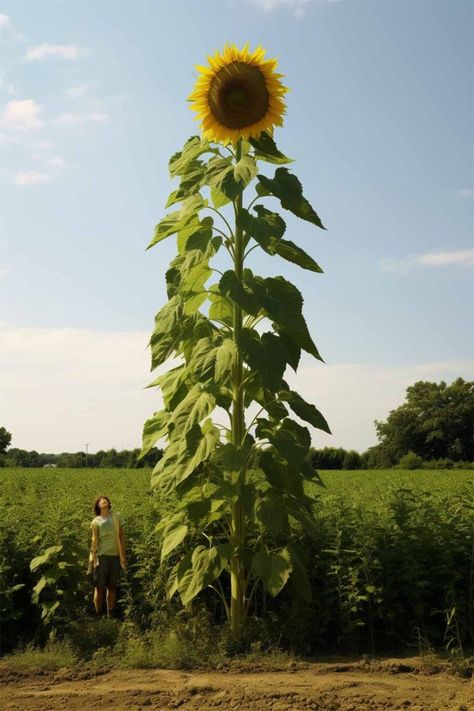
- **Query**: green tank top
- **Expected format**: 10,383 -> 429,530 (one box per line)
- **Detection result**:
94,514 -> 122,556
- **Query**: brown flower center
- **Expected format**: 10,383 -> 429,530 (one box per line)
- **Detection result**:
209,62 -> 269,129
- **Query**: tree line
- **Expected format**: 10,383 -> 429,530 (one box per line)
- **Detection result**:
1,378 -> 472,469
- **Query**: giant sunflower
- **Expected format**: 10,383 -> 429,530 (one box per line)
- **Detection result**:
189,44 -> 288,144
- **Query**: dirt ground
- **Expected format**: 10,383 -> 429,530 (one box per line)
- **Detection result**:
0,657 -> 472,711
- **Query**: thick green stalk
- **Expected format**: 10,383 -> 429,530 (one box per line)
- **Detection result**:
230,139 -> 246,638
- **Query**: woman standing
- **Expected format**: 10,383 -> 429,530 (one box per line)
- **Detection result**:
88,495 -> 127,618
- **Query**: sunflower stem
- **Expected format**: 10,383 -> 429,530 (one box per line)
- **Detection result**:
230,138 -> 247,641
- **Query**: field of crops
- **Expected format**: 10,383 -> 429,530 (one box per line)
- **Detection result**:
1,467 -> 473,658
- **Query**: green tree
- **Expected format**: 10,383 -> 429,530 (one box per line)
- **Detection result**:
375,378 -> 474,463
0,426 -> 12,453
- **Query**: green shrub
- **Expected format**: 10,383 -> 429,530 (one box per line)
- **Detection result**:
397,452 -> 424,469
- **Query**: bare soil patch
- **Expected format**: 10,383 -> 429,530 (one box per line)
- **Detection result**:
0,657 -> 472,711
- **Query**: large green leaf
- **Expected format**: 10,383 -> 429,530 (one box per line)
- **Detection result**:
279,390 -> 331,434
238,205 -> 286,241
140,409 -> 169,458
177,217 -> 214,254
287,544 -> 312,602
240,329 -> 286,388
166,159 -> 207,207
206,156 -> 241,200
149,297 -> 184,368
178,543 -> 232,605
243,205 -> 323,272
262,277 -> 324,361
169,136 -> 214,177
249,132 -> 293,165
256,492 -> 289,535
251,548 -> 293,597
160,515 -> 188,562
271,418 -> 311,471
219,270 -> 263,316
30,546 -> 63,571
211,186 -> 231,208
208,285 -> 234,326
257,168 -> 325,229
234,155 -> 258,187
186,337 -> 218,381
215,338 -> 237,383
173,419 -> 221,486
148,195 -> 207,249
169,384 -> 216,436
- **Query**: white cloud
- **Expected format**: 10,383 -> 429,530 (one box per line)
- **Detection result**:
381,248 -> 474,272
55,111 -> 108,126
25,44 -> 88,61
0,13 -> 11,28
417,249 -> 474,267
45,156 -> 66,169
0,99 -> 44,130
245,0 -> 336,18
285,358 -> 474,451
0,268 -> 11,277
1,324 -> 472,453
455,188 -> 474,199
14,171 -> 53,186
0,326 -> 156,452
66,83 -> 92,99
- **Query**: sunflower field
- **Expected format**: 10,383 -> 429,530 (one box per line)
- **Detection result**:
1,467 -> 472,658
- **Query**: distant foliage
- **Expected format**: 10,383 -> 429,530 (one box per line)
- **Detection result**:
2,447 -> 163,469
375,378 -> 474,465
0,427 -> 11,454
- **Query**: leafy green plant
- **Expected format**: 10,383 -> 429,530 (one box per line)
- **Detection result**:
142,130 -> 329,638
29,533 -> 84,627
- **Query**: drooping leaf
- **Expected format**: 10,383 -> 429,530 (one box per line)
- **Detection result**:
208,285 -> 234,326
249,132 -> 293,165
173,419 -> 221,486
30,546 -> 63,572
256,492 -> 289,535
215,338 -> 237,383
160,515 -> 188,562
148,194 -> 207,249
178,543 -> 232,605
270,418 -> 311,471
169,384 -> 216,437
239,329 -> 286,389
233,155 -> 258,187
287,544 -> 312,602
262,277 -> 324,362
186,337 -> 217,381
257,168 -> 325,229
279,390 -> 331,433
219,270 -> 263,316
166,159 -> 207,206
206,157 -> 241,200
211,186 -> 231,208
140,409 -> 169,458
251,548 -> 293,597
169,136 -> 214,177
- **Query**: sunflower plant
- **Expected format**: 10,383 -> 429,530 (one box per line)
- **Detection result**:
142,44 -> 329,638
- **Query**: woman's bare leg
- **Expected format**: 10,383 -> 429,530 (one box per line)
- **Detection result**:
106,586 -> 117,616
93,587 -> 104,614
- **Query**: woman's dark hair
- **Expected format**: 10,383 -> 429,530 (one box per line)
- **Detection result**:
93,495 -> 112,516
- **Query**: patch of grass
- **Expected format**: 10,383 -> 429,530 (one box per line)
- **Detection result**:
1,639 -> 78,671
112,620 -> 228,669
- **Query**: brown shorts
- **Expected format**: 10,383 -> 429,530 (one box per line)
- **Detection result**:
93,555 -> 121,588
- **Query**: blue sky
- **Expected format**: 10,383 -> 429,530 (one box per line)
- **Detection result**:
1,0 -> 473,453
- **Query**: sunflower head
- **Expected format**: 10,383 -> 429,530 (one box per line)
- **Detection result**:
189,44 -> 288,144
